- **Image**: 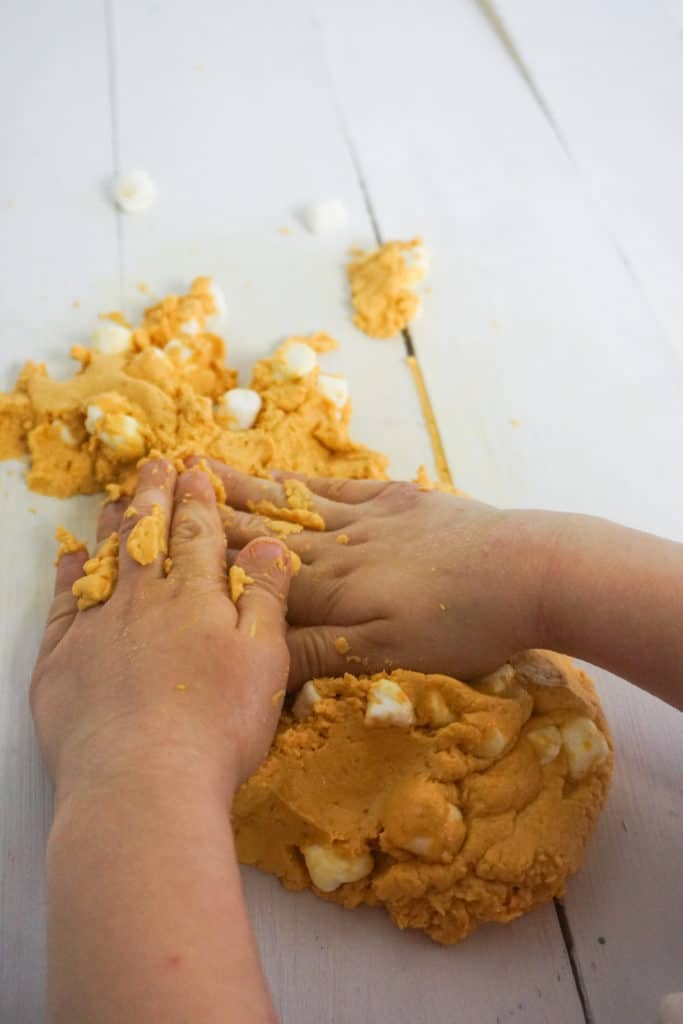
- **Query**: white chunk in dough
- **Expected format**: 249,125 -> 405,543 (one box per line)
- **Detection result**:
527,725 -> 562,765
292,681 -> 322,721
281,341 -> 317,379
365,679 -> 415,727
217,388 -> 262,431
560,717 -> 609,779
91,321 -> 132,355
302,844 -> 373,893
317,374 -> 349,409
472,726 -> 507,759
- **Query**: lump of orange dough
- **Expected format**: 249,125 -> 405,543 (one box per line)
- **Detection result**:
229,565 -> 254,603
126,504 -> 167,566
347,238 -> 429,339
233,650 -> 613,946
71,533 -> 119,611
54,526 -> 87,564
0,279 -> 388,499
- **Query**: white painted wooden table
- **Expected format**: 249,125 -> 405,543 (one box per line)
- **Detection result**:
1,2 -> 681,1021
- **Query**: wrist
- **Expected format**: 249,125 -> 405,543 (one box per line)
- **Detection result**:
496,509 -> 575,652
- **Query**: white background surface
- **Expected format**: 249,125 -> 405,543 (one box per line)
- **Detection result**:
0,1 -> 681,1022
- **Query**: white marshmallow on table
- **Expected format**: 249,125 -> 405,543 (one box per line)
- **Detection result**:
472,726 -> 507,759
365,678 -> 415,727
303,199 -> 348,235
91,321 -> 132,355
165,339 -> 193,363
527,725 -> 563,765
560,717 -> 609,779
302,844 -> 373,893
292,681 -> 322,721
317,374 -> 349,409
217,388 -> 262,431
281,341 -> 318,379
112,169 -> 158,214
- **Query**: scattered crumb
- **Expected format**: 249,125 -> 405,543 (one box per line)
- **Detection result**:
29,506 -> 37,514
334,636 -> 351,655
163,557 -> 173,575
175,683 -> 188,692
439,603 -> 447,611
336,533 -> 350,545
346,654 -> 362,664
72,299 -> 80,309
249,621 -> 257,638
137,282 -> 151,294
278,227 -> 291,236
123,505 -> 138,519
193,63 -> 204,71
509,418 -> 522,428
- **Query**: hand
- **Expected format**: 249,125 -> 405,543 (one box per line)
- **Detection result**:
201,461 -> 553,688
31,459 -> 293,806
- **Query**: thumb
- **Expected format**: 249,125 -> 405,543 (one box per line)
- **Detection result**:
234,538 -> 292,639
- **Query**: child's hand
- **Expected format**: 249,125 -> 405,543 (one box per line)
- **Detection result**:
201,461 -> 552,687
31,460 -> 293,806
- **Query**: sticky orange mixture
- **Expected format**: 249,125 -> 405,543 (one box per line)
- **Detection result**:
347,238 -> 429,339
229,565 -> 254,603
234,651 -> 613,945
0,278 -> 387,499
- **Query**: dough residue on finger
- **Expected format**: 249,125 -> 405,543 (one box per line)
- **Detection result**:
126,503 -> 167,566
54,526 -> 87,564
229,564 -> 254,603
72,532 -> 119,610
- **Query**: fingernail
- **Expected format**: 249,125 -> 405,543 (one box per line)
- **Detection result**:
243,539 -> 289,571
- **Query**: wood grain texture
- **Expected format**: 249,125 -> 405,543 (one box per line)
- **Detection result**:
316,0 -> 683,1019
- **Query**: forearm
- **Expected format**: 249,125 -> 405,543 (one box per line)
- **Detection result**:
532,512 -> 683,708
46,769 -> 275,1024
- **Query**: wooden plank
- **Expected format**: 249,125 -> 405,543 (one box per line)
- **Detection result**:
315,0 -> 683,1020
490,0 -> 683,360
0,3 -> 117,1021
106,1 -> 584,1021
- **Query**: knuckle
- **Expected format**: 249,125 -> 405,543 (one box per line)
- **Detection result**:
172,515 -> 205,544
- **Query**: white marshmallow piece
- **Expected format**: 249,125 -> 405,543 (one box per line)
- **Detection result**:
56,421 -> 77,447
206,280 -> 227,324
365,678 -> 415,728
423,690 -> 455,728
91,321 -> 132,355
475,663 -> 515,696
113,169 -> 158,214
302,844 -> 373,893
85,404 -> 104,435
527,725 -> 563,765
181,317 -> 201,336
560,717 -> 609,779
282,341 -> 318,380
472,726 -> 507,759
317,374 -> 349,409
218,388 -> 262,431
100,414 -> 143,452
404,835 -> 434,857
165,339 -> 193,363
292,681 -> 322,721
303,199 -> 348,235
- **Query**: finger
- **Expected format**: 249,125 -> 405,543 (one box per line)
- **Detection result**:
194,458 -> 356,531
271,470 -> 392,506
117,460 -> 176,582
40,549 -> 89,659
220,507 -> 325,564
287,623 -> 379,690
168,469 -> 227,586
97,498 -> 129,543
234,539 -> 292,639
